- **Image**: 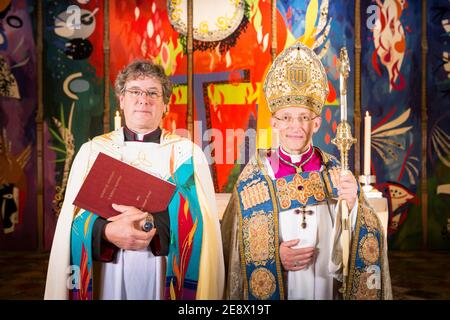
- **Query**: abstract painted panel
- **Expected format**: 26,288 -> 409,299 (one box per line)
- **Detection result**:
362,0 -> 422,249
0,0 -> 37,249
43,0 -> 104,249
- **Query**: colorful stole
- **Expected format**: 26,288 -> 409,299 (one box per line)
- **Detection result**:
68,159 -> 204,300
236,164 -> 284,300
346,193 -> 385,300
67,131 -> 205,300
165,158 -> 203,300
69,210 -> 98,300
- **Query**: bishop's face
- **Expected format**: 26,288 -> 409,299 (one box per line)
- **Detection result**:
270,106 -> 322,154
119,76 -> 167,133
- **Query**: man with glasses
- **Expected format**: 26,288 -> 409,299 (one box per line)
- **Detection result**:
45,60 -> 224,300
221,43 -> 392,300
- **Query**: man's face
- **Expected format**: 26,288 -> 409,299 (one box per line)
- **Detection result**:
270,106 -> 322,154
119,76 -> 166,133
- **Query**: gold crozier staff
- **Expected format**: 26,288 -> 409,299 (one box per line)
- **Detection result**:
332,47 -> 356,297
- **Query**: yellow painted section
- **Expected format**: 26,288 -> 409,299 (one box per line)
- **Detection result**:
299,0 -> 319,48
256,64 -> 273,149
207,83 -> 259,105
171,86 -> 187,104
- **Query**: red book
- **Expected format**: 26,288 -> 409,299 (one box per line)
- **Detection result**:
73,152 -> 176,219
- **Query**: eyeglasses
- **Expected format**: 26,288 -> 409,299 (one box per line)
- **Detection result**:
273,114 -> 319,126
123,88 -> 163,100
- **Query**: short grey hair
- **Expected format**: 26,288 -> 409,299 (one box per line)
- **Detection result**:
114,60 -> 173,104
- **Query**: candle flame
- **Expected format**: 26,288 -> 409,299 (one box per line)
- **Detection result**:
366,111 -> 369,117
116,111 -> 120,117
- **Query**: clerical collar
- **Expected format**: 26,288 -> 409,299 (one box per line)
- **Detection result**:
277,145 -> 314,173
279,145 -> 313,164
123,126 -> 161,143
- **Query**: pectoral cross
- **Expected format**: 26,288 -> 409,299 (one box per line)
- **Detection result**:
294,207 -> 314,229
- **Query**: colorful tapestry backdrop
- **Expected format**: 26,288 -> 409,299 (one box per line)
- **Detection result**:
109,0 -> 266,192
0,0 -> 37,250
111,0 -> 355,193
362,0 -> 423,249
427,1 -> 450,250
42,0 -> 104,249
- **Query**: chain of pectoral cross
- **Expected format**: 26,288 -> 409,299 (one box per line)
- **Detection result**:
277,147 -> 314,174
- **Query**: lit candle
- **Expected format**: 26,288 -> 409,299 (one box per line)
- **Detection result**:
114,110 -> 121,130
340,72 -> 347,122
364,111 -> 371,176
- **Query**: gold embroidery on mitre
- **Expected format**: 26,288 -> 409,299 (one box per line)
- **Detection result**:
263,42 -> 329,115
287,66 -> 308,90
249,268 -> 276,300
242,211 -> 275,266
240,180 -> 270,210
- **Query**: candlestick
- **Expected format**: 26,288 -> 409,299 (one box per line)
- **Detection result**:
114,110 -> 122,130
364,111 -> 371,176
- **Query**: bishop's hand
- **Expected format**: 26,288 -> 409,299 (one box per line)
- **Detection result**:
279,239 -> 315,271
103,204 -> 156,250
336,171 -> 358,211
